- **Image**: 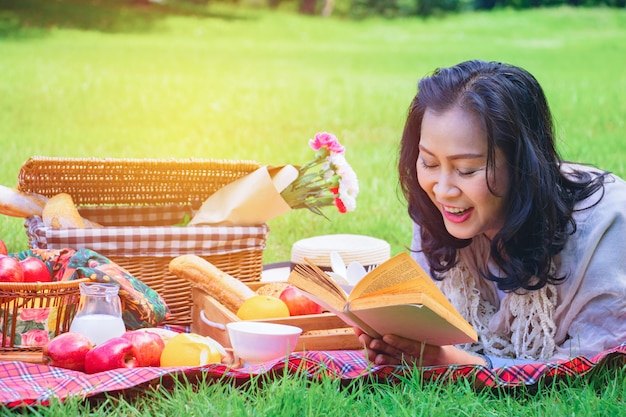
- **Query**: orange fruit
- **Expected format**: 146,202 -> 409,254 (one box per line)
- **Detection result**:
160,333 -> 222,367
236,295 -> 290,320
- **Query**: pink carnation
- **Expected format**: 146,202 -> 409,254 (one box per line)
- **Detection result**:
282,131 -> 358,216
309,132 -> 345,155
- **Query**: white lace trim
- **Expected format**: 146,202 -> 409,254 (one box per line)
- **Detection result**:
438,264 -> 557,360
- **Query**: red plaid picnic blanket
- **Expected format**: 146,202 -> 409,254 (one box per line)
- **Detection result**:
1,343 -> 624,407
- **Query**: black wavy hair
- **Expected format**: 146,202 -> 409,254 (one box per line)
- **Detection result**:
398,60 -> 607,291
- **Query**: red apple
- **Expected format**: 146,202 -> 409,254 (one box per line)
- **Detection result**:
279,285 -> 323,316
0,256 -> 24,282
120,330 -> 165,367
20,257 -> 51,283
84,337 -> 138,374
0,239 -> 7,256
43,332 -> 94,372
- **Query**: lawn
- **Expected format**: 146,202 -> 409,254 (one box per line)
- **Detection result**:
0,2 -> 625,414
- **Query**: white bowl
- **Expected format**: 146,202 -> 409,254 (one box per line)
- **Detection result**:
226,321 -> 302,364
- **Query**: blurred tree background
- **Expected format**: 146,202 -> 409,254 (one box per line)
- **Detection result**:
0,0 -> 623,32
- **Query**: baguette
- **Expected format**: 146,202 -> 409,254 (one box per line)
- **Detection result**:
169,255 -> 255,313
0,185 -> 48,218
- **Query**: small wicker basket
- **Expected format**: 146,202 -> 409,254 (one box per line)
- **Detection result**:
18,156 -> 268,326
0,278 -> 92,354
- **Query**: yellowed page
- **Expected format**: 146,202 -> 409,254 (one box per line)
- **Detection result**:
348,252 -> 431,300
348,252 -> 471,330
287,262 -> 348,313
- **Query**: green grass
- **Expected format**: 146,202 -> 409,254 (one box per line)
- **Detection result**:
0,3 -> 625,414
8,363 -> 626,415
1,4 -> 625,263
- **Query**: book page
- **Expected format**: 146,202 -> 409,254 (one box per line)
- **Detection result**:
348,252 -> 431,300
287,254 -> 477,344
347,252 -> 471,328
354,273 -> 457,315
287,262 -> 348,312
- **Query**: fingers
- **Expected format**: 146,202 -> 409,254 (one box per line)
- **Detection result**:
374,353 -> 404,366
352,326 -> 367,339
382,334 -> 423,356
355,329 -> 373,361
357,330 -> 390,364
370,337 -> 405,359
357,331 -> 407,365
355,329 -> 441,366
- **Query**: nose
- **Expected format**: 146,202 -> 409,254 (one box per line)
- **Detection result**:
432,172 -> 461,198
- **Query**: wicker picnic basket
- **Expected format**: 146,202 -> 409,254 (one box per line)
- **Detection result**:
17,156 -> 268,326
0,278 -> 92,355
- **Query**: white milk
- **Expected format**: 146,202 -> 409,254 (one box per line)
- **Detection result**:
69,314 -> 126,346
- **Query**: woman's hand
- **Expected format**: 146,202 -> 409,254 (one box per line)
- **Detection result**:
353,327 -> 487,367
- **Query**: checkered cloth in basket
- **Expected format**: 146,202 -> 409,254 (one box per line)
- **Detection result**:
25,209 -> 268,258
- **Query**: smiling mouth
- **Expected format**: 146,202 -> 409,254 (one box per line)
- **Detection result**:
441,205 -> 474,223
443,205 -> 471,215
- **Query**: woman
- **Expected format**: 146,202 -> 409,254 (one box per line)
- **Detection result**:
356,60 -> 626,368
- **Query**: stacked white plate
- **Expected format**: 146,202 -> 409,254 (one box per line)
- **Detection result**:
290,234 -> 390,270
261,234 -> 391,282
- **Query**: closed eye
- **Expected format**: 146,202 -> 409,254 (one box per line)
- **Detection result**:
418,158 -> 437,169
456,168 -> 482,176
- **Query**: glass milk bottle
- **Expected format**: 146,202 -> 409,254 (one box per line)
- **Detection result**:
69,282 -> 126,345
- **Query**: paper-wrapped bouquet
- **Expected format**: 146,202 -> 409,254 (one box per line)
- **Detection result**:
189,132 -> 359,226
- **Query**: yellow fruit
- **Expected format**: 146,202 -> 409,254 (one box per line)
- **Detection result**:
160,333 -> 222,367
236,295 -> 290,320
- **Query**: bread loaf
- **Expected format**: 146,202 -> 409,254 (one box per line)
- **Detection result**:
0,185 -> 48,218
42,193 -> 86,229
256,282 -> 289,298
169,255 -> 255,313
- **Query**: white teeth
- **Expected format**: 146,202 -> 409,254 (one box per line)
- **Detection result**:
444,206 -> 468,214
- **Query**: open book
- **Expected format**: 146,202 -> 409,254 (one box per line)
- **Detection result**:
287,252 -> 477,346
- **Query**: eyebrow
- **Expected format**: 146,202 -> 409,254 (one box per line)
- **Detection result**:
418,144 -> 485,161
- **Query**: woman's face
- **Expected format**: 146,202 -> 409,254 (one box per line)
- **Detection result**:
416,105 -> 509,240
